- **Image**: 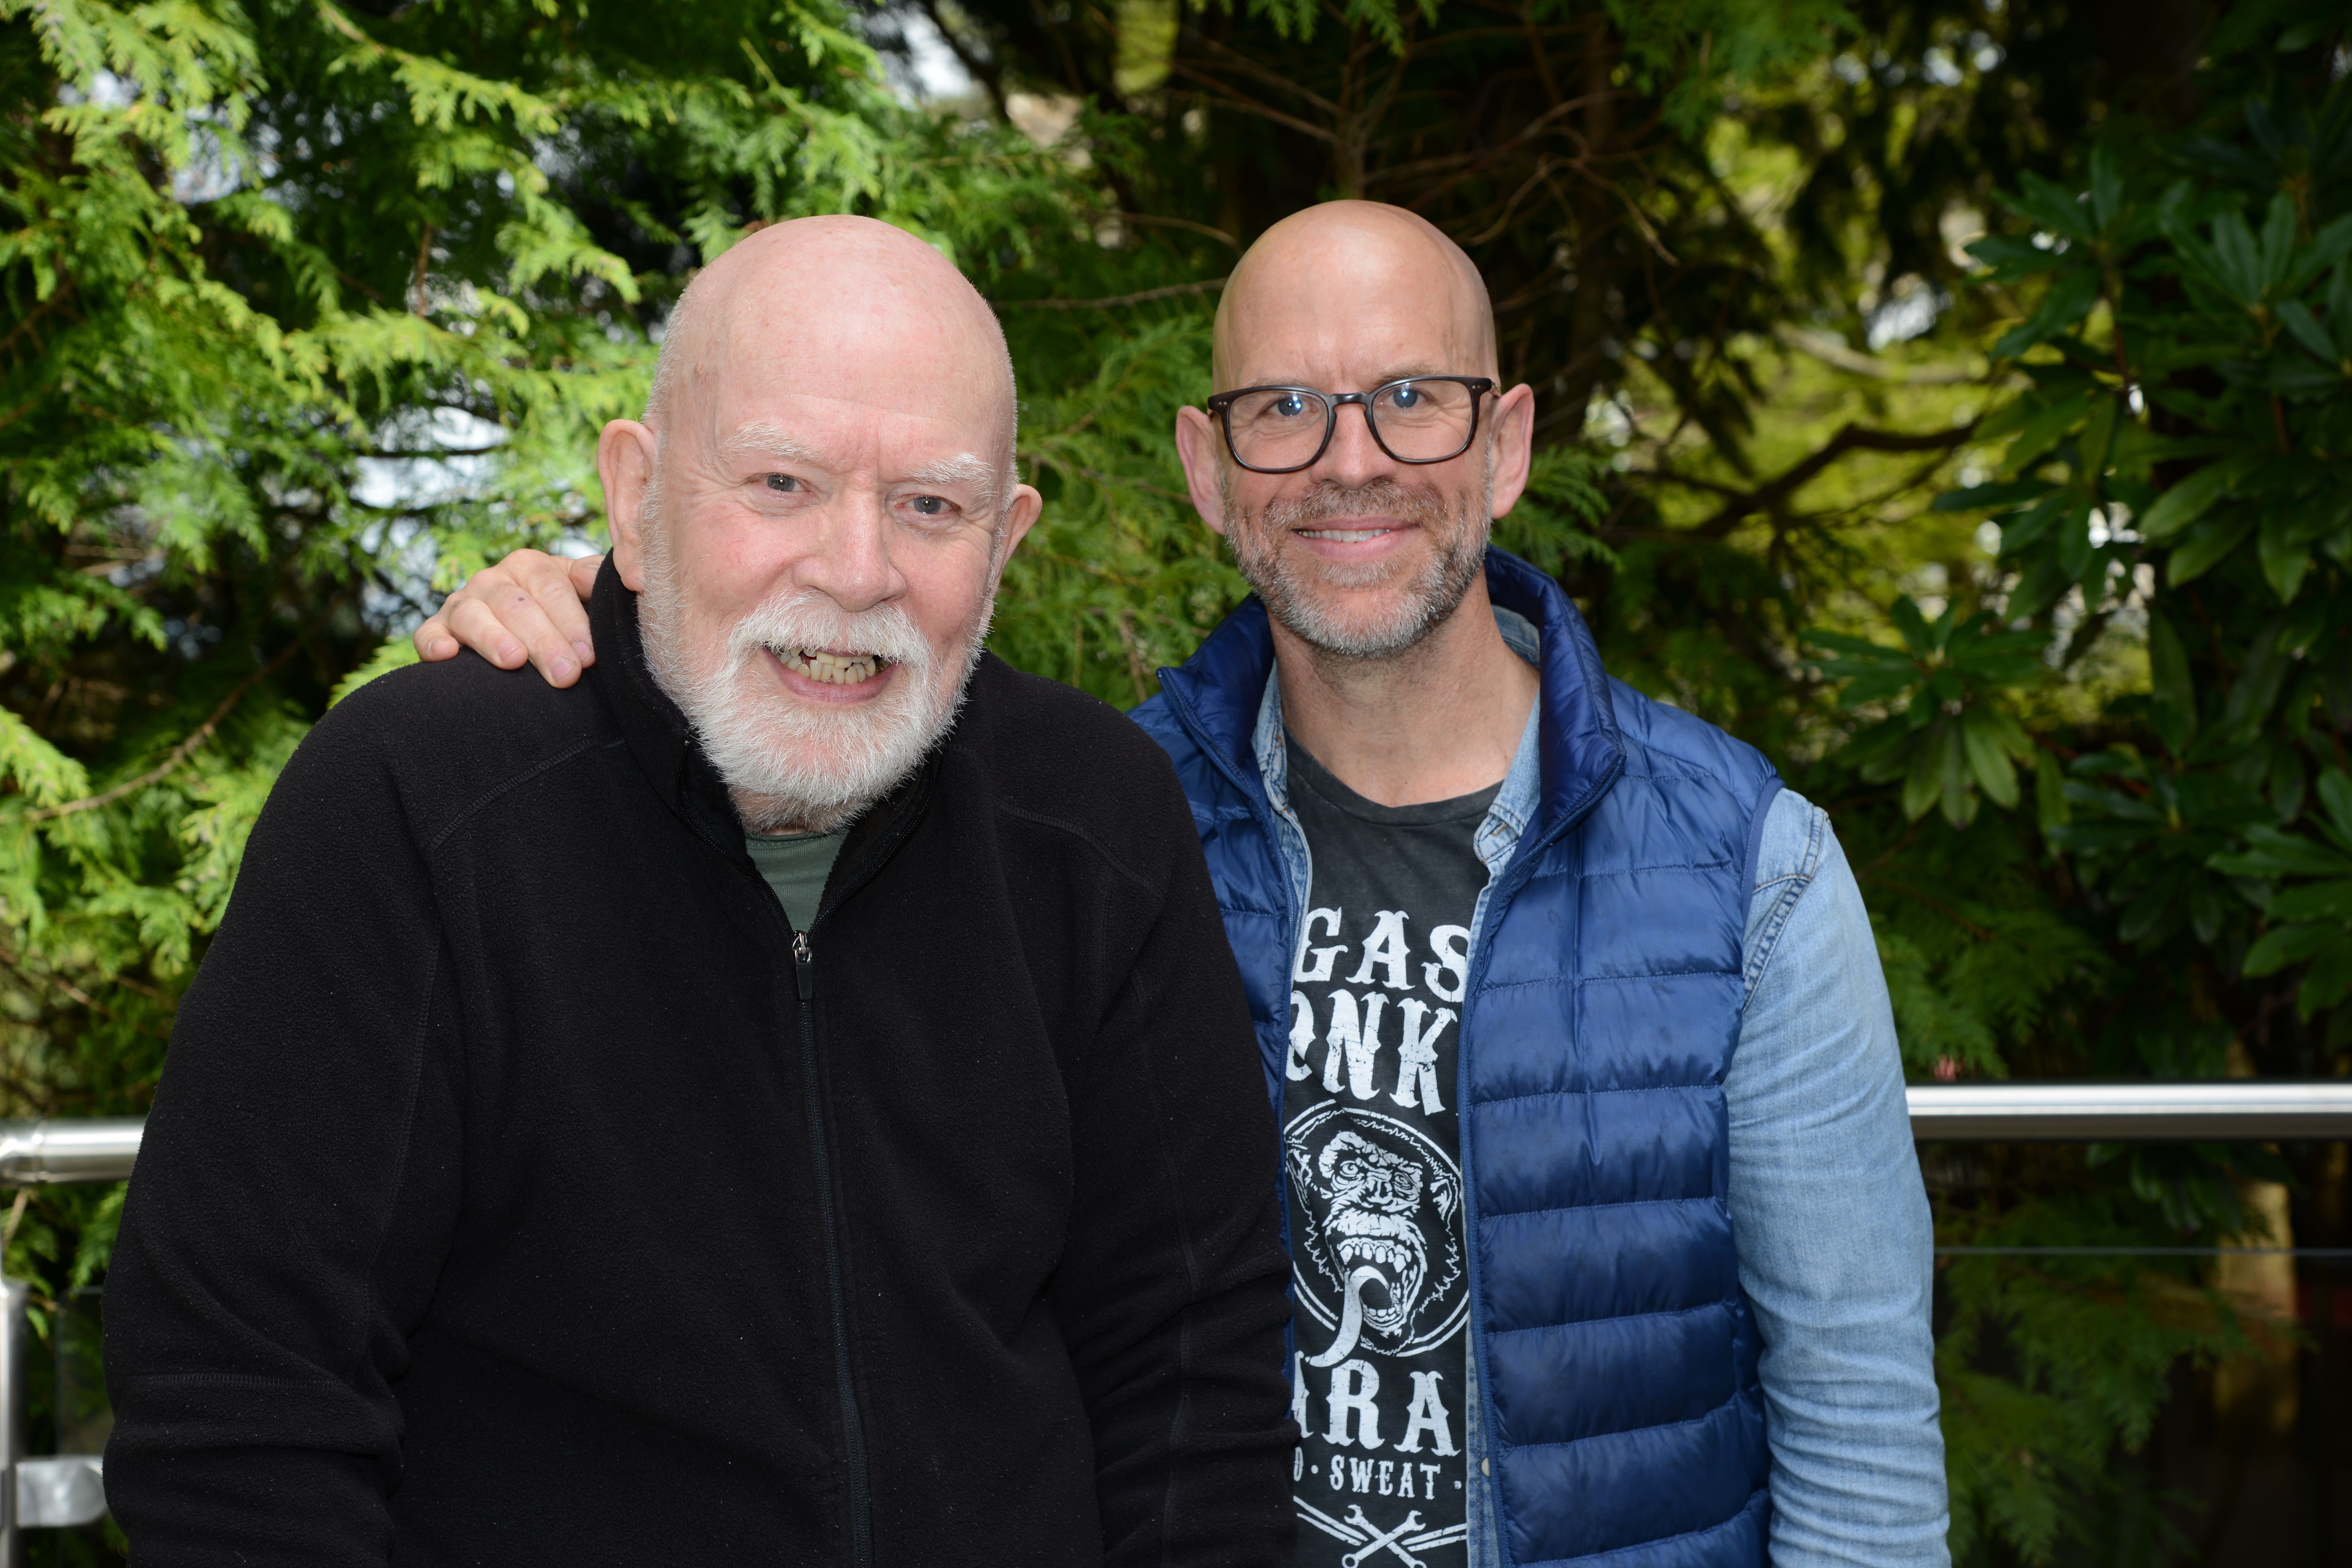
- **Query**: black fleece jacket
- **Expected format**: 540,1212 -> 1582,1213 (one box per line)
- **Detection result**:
103,565 -> 1295,1566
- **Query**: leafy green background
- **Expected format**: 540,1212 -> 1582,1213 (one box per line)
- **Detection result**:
1,0 -> 2347,1559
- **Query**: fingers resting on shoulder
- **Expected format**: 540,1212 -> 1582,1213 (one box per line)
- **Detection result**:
414,550 -> 605,689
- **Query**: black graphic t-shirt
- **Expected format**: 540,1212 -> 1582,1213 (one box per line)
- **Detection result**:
1281,736 -> 1498,1566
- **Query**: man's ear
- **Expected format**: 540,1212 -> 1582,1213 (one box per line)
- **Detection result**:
599,419 -> 660,590
1484,384 -> 1538,519
991,483 -> 1044,583
1173,406 -> 1232,537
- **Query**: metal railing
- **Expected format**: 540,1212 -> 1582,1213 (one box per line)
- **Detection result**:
1905,1080 -> 2352,1140
0,1120 -> 141,1186
0,1086 -> 2342,1554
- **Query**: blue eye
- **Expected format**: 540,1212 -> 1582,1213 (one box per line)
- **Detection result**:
1390,383 -> 1422,409
765,474 -> 801,493
910,495 -> 947,516
1273,394 -> 1308,419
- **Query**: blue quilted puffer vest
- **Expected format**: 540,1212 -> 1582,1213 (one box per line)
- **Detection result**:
1130,548 -> 1780,1566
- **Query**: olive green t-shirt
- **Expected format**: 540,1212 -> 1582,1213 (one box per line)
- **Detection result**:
744,830 -> 847,934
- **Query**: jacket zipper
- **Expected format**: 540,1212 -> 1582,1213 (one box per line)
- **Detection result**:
792,928 -> 874,1568
1453,753 -> 1624,1568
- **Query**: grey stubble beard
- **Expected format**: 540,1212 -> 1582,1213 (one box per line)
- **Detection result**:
1221,452 -> 1494,664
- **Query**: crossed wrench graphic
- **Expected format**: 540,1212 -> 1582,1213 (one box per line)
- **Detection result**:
1339,1506 -> 1426,1568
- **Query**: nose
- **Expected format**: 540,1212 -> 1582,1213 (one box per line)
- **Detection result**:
796,489 -> 905,615
1307,397 -> 1400,491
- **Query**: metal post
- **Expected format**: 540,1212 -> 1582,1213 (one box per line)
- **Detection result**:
0,1122 -> 137,1548
0,1272 -> 24,1568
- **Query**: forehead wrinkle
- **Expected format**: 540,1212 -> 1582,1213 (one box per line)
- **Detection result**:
649,219 -> 1022,483
1245,364 -> 1455,391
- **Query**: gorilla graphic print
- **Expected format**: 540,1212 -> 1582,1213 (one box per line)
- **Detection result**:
1278,736 -> 1497,1565
1287,1106 -> 1465,1360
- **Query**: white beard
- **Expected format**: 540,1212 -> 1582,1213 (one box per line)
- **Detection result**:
636,493 -> 992,833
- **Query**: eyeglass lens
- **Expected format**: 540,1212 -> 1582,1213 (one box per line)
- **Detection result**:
1224,380 -> 1479,469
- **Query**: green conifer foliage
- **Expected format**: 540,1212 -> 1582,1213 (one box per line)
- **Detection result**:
0,0 -> 2347,1560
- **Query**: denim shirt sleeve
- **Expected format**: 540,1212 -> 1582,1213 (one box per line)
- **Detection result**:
1729,790 -> 1950,1567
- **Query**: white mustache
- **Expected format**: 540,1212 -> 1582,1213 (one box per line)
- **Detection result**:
725,590 -> 931,675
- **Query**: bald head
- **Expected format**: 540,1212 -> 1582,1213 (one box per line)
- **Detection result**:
1213,201 -> 1496,390
648,216 -> 1018,489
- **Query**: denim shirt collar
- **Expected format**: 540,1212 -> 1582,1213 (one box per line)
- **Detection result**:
1250,606 -> 1543,877
1482,607 -> 1544,870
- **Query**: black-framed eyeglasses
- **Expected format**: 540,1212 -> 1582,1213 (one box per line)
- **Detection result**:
1205,376 -> 1497,474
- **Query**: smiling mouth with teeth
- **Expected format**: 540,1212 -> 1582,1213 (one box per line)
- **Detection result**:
1296,527 -> 1397,544
773,647 -> 894,686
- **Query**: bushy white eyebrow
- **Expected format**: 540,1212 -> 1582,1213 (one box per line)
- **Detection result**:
903,453 -> 992,489
718,421 -> 831,467
903,452 -> 1008,521
718,426 -> 1006,517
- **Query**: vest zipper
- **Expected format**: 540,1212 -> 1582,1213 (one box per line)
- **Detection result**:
1454,753 -> 1625,1568
792,929 -> 874,1568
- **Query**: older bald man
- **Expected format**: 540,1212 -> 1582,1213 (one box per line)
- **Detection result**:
422,202 -> 1948,1568
101,218 -> 1295,1566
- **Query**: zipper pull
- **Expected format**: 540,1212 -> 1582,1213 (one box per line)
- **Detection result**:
791,929 -> 815,1001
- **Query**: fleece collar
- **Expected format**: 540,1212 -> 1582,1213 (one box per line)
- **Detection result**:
585,557 -> 933,893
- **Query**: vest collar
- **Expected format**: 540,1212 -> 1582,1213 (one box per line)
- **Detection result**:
1483,547 -> 1626,847
1156,546 -> 1625,843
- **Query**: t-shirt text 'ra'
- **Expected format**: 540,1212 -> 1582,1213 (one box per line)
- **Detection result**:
1280,736 -> 1497,1567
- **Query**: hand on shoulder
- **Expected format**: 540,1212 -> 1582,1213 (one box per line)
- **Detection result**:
414,549 -> 604,687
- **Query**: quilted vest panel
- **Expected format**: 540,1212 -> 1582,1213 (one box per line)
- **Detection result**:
1133,550 -> 1778,1568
